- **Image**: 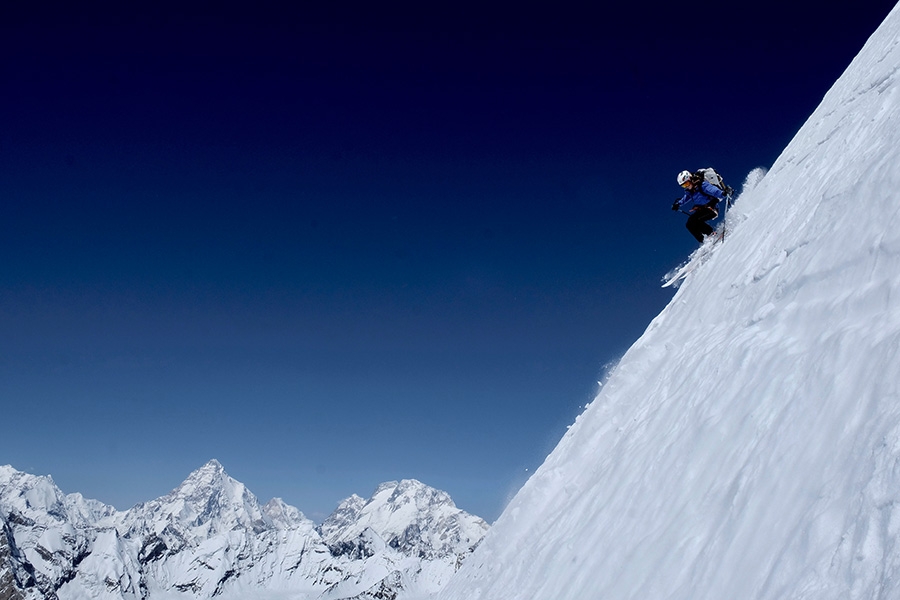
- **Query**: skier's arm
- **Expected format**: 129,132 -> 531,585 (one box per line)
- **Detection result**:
700,181 -> 725,201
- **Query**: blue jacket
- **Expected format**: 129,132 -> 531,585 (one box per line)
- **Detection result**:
675,181 -> 726,211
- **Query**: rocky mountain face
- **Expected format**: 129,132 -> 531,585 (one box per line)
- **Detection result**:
0,462 -> 489,600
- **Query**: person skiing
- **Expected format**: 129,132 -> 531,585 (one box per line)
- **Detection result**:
671,169 -> 727,243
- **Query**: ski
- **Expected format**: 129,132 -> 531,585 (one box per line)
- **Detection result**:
661,228 -> 725,288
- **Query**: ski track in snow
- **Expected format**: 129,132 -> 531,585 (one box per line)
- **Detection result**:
438,4 -> 900,600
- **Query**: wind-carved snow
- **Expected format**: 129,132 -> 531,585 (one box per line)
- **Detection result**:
438,4 -> 900,600
0,461 -> 488,600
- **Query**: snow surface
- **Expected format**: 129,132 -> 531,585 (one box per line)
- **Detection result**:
437,4 -> 900,600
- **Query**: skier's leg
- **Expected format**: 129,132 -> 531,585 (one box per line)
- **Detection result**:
685,213 -> 707,243
695,206 -> 718,239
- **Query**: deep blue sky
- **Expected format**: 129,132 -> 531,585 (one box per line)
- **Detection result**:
2,2 -> 896,522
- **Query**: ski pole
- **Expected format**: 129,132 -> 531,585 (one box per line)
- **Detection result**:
721,191 -> 732,241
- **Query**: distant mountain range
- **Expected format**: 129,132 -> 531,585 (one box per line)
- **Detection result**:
0,460 -> 488,600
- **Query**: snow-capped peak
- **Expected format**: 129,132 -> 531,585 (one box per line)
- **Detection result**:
120,459 -> 272,542
262,497 -> 313,530
0,462 -> 490,599
0,465 -> 72,526
320,479 -> 488,561
318,493 -> 367,540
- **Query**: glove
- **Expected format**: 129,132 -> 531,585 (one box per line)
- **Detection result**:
671,200 -> 680,211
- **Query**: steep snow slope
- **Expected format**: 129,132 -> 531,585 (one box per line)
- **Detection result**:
438,5 -> 900,600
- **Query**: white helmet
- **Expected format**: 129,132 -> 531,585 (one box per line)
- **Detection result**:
677,170 -> 692,186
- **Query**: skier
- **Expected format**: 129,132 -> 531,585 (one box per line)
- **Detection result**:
671,169 -> 727,243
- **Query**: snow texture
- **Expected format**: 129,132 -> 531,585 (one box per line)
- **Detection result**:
438,4 -> 900,600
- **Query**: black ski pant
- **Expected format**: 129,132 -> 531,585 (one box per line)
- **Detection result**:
685,205 -> 718,243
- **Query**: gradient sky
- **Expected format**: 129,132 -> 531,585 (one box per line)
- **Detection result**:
1,2 -> 896,523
